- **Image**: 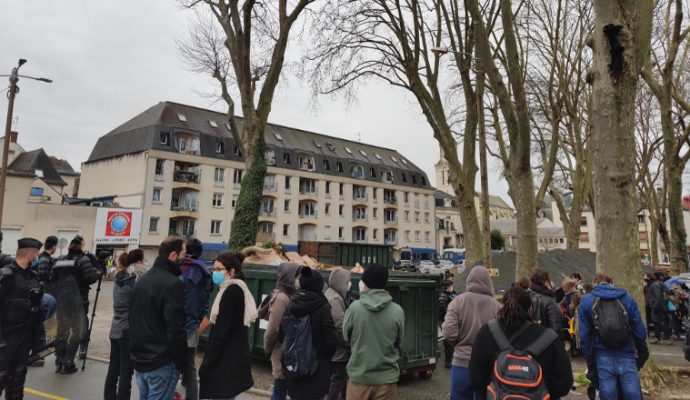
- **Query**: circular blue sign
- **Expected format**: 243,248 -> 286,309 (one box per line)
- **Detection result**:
110,215 -> 129,233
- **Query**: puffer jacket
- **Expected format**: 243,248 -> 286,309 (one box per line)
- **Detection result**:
179,257 -> 211,335
441,266 -> 501,367
324,267 -> 351,362
264,262 -> 300,379
109,271 -> 136,340
529,282 -> 563,333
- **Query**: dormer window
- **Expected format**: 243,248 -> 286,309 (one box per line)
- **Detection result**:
370,167 -> 377,178
402,173 -> 407,183
391,155 -> 398,162
323,159 -> 331,171
375,153 -> 382,160
382,169 -> 394,183
351,164 -> 365,179
160,132 -> 170,145
273,132 -> 284,141
345,147 -> 352,154
216,141 -> 225,154
401,158 -> 408,165
177,113 -> 187,122
412,175 -> 417,184
284,153 -> 291,165
336,162 -> 344,173
225,122 -> 232,131
208,120 -> 218,128
35,169 -> 44,178
313,140 -> 322,148
234,146 -> 243,157
266,150 -> 276,166
421,177 -> 426,186
360,149 -> 367,157
298,154 -> 315,171
326,143 -> 336,151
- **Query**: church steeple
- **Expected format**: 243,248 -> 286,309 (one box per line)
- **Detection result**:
435,145 -> 453,195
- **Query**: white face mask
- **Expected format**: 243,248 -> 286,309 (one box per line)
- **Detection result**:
358,280 -> 367,292
347,281 -> 352,291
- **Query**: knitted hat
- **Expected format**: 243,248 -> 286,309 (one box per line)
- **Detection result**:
299,267 -> 324,293
362,264 -> 388,289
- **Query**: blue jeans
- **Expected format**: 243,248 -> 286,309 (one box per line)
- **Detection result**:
595,353 -> 642,400
272,378 -> 287,400
135,362 -> 180,400
450,366 -> 478,400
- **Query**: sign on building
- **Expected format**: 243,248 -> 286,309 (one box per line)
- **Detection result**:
93,208 -> 142,245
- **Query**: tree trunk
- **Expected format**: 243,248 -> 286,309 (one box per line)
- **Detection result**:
666,161 -> 688,274
649,213 -> 660,267
514,169 -> 538,278
478,71 -> 492,268
591,1 -> 652,298
228,122 -> 267,251
456,186 -> 483,267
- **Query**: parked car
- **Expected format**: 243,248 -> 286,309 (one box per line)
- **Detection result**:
418,260 -> 442,275
438,260 -> 454,273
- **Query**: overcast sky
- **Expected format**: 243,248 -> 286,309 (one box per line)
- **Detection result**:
0,0 -> 511,203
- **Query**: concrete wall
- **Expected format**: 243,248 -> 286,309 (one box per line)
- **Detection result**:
79,152 -> 148,208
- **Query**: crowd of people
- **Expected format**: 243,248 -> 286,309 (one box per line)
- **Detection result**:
1,230 -> 690,400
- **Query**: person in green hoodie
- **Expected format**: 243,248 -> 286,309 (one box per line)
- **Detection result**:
343,264 -> 404,400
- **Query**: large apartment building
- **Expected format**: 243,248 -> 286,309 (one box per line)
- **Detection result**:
79,102 -> 437,255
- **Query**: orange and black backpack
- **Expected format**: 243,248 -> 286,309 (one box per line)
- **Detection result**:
486,319 -> 559,400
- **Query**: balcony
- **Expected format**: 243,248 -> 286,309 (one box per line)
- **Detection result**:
353,215 -> 369,223
385,238 -> 397,246
173,165 -> 201,190
259,208 -> 277,222
353,236 -> 368,244
263,182 -> 278,195
384,218 -> 398,227
298,211 -> 318,220
256,231 -> 276,244
384,197 -> 398,207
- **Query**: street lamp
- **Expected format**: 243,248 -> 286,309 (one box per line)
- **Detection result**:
0,59 -> 52,228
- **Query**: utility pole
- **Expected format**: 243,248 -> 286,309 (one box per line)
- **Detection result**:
0,59 -> 52,229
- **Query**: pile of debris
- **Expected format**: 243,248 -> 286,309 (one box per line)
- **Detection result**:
241,245 -> 364,273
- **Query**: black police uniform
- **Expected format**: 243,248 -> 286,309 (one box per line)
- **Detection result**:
51,250 -> 101,372
0,261 -> 43,399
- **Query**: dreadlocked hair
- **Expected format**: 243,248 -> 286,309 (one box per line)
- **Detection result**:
498,287 -> 532,332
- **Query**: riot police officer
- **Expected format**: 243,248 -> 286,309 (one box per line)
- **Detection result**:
51,235 -> 102,374
0,238 -> 43,399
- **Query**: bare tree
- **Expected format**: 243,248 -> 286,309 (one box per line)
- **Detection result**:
304,0 -> 496,266
590,0 -> 653,297
179,0 -> 316,250
642,0 -> 690,275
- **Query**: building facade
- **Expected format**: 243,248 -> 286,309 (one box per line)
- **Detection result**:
79,102 -> 437,257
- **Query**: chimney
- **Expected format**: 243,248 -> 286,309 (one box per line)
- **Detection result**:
9,131 -> 18,143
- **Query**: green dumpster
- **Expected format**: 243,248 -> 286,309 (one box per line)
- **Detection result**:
203,264 -> 440,377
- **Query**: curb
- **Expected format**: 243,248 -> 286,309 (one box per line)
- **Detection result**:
87,355 -> 273,397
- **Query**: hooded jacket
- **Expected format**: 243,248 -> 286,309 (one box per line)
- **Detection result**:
109,270 -> 136,340
528,282 -> 563,334
264,262 -> 300,379
578,284 -> 648,366
281,289 -> 337,400
179,257 -> 211,335
324,267 -> 352,362
648,279 -> 666,311
441,266 -> 501,367
129,256 -> 187,372
343,288 -> 405,385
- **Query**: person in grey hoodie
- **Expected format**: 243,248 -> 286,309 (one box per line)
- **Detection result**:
442,266 -> 501,400
104,250 -> 145,400
324,267 -> 352,400
264,262 -> 301,400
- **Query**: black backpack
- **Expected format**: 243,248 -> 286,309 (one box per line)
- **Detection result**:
280,312 -> 318,379
487,320 -> 558,400
592,297 -> 631,348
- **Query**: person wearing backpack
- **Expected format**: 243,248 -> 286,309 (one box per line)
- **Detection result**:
578,273 -> 649,400
198,252 -> 258,400
264,262 -> 301,400
343,264 -> 405,400
324,267 -> 352,400
279,267 -> 337,400
442,265 -> 501,400
527,269 -> 562,334
469,287 -> 573,399
648,272 -> 671,344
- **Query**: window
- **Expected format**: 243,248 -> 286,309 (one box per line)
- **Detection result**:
323,159 -> 331,171
375,153 -> 382,160
339,205 -> 344,216
233,169 -> 243,185
405,211 -> 410,222
325,203 -> 331,215
402,173 -> 408,183
345,147 -> 352,154
298,155 -> 315,171
354,227 -> 366,241
212,193 -> 224,207
353,185 -> 366,200
412,175 -> 417,184
266,150 -> 276,166
424,212 -> 430,223
274,132 -> 284,141
152,188 -> 162,203
155,159 -> 164,179
299,178 -> 317,195
324,225 -> 331,239
373,208 -> 378,219
421,177 -> 427,186
211,220 -> 221,235
160,132 -> 170,145
261,198 -> 275,215
415,212 -> 420,222
351,165 -> 365,179
30,187 -> 44,197
405,230 -> 410,241
415,231 -> 420,242
637,215 -> 645,224
284,200 -> 290,212
231,194 -> 238,208
234,145 -> 242,157
370,167 -> 377,178
284,153 -> 291,165
391,156 -> 398,162
177,113 -> 187,122
404,192 -> 409,203
360,149 -> 367,157
385,209 -> 396,223
337,162 -> 344,173
313,140 -> 322,148
283,224 -> 289,236
325,181 -> 331,195
580,217 -> 588,226
216,141 -> 224,154
149,217 -> 159,233
372,188 -> 377,200
425,231 -> 430,242
300,202 -> 317,216
214,168 -> 225,185
339,183 -> 344,196
339,227 -> 344,239
414,193 -> 420,208
285,176 -> 291,191
401,158 -> 408,165
373,229 -> 378,240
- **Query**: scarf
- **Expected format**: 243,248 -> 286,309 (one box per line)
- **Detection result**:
210,278 -> 258,327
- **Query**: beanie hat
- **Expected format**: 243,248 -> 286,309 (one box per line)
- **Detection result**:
362,264 -> 388,289
299,267 -> 324,293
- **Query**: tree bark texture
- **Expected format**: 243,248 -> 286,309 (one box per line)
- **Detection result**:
666,163 -> 688,274
591,0 -> 652,298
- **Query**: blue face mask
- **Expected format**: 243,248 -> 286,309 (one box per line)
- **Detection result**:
212,271 -> 225,285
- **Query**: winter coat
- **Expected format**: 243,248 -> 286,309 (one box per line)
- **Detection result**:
199,284 -> 253,399
109,271 -> 136,340
344,289 -> 405,386
280,289 -> 337,400
469,320 -> 574,399
324,267 -> 351,363
578,284 -> 648,367
648,280 -> 666,311
528,283 -> 563,334
0,253 -> 12,268
129,256 -> 187,372
442,266 -> 502,367
36,251 -> 54,284
179,257 -> 211,335
52,250 -> 102,302
264,262 -> 300,379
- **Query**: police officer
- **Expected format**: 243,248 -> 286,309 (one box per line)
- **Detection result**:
51,235 -> 102,374
0,238 -> 44,399
36,236 -> 58,285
